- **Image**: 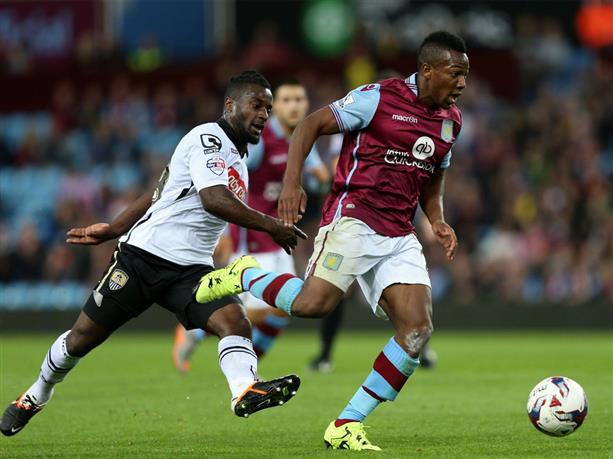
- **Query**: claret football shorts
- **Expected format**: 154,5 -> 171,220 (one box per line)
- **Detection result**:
306,217 -> 431,319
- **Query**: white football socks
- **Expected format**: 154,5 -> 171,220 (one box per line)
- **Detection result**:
217,335 -> 258,402
24,331 -> 80,405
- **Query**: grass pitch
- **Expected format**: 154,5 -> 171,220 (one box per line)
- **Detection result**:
1,330 -> 611,458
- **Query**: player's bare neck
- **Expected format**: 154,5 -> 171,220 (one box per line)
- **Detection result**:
416,92 -> 439,111
418,95 -> 438,110
415,74 -> 438,110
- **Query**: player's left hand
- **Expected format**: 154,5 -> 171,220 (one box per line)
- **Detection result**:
431,220 -> 457,260
66,222 -> 117,245
269,219 -> 308,254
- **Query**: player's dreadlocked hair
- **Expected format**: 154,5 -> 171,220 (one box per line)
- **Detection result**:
417,31 -> 467,68
225,70 -> 272,99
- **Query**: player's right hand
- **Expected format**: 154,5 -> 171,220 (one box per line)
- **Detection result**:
270,220 -> 308,254
278,182 -> 307,227
431,220 -> 458,260
66,222 -> 117,245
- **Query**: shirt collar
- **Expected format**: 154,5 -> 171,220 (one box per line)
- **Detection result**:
216,118 -> 248,156
405,73 -> 418,95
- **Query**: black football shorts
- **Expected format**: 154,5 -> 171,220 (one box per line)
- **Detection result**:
83,242 -> 240,331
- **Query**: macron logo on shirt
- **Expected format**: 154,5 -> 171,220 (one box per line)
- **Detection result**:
392,114 -> 418,123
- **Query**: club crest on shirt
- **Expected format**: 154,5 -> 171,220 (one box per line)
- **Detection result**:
109,269 -> 129,291
206,156 -> 226,176
441,119 -> 454,143
323,252 -> 344,271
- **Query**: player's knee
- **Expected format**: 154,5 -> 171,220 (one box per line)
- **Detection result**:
398,322 -> 433,358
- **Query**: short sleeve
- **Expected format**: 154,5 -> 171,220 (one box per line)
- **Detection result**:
328,83 -> 381,132
187,134 -> 230,191
439,150 -> 452,169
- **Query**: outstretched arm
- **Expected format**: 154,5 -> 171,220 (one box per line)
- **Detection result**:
200,185 -> 306,255
278,107 -> 339,226
419,168 -> 458,260
66,189 -> 154,245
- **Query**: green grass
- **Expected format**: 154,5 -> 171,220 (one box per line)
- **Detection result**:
1,331 -> 612,458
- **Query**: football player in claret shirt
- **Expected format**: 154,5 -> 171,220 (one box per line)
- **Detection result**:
172,79 -> 330,372
1,70 -> 306,438
195,31 -> 469,450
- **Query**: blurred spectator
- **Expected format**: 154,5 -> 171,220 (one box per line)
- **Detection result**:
0,40 -> 31,74
8,222 -> 45,280
241,21 -> 295,71
344,28 -> 377,90
57,168 -> 100,216
128,36 -> 165,72
74,34 -> 123,71
51,82 -> 77,135
46,243 -> 90,283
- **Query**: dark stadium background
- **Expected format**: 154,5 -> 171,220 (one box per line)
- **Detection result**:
0,0 -> 611,332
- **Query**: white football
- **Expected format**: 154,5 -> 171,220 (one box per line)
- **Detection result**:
527,376 -> 588,436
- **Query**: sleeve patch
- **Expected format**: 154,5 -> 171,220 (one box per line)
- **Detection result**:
200,134 -> 223,154
330,83 -> 380,132
337,93 -> 354,109
206,156 -> 226,176
361,84 -> 377,91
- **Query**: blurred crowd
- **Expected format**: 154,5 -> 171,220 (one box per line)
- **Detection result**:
0,32 -> 611,309
423,67 -> 612,306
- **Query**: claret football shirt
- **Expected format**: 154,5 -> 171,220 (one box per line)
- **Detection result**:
322,73 -> 462,237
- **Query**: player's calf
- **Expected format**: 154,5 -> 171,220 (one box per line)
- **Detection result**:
330,336 -> 420,443
397,323 -> 433,358
290,294 -> 334,317
286,277 -> 344,318
65,310 -> 114,357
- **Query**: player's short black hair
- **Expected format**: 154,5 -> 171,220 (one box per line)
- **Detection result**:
417,31 -> 467,68
225,70 -> 272,100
